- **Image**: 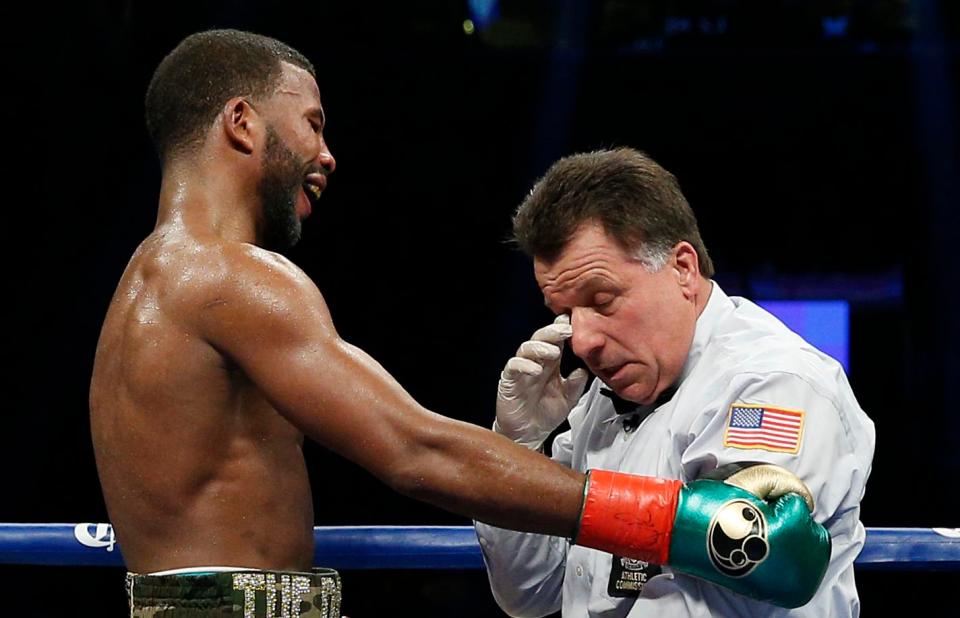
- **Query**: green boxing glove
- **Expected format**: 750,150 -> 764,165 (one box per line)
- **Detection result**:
669,462 -> 831,608
573,462 -> 831,608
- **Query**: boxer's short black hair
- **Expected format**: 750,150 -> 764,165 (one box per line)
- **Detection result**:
512,148 -> 714,277
145,29 -> 315,163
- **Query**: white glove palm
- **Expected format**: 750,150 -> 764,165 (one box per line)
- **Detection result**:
495,315 -> 590,450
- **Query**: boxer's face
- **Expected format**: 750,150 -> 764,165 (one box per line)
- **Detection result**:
255,62 -> 335,251
535,222 -> 700,405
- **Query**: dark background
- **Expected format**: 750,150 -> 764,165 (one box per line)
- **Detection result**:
4,0 -> 958,615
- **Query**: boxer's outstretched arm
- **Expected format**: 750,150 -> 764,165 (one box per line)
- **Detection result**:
192,246 -> 829,607
196,245 -> 584,537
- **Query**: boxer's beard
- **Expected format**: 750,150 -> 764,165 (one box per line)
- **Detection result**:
257,126 -> 304,252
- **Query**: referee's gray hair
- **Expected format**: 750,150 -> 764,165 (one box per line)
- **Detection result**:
633,242 -> 672,273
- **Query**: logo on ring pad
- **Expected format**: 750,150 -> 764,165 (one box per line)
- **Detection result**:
707,500 -> 769,577
74,523 -> 116,552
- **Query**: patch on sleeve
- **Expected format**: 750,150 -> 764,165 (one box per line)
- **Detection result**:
723,404 -> 804,454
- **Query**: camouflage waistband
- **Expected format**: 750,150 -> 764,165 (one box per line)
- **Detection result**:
126,568 -> 341,617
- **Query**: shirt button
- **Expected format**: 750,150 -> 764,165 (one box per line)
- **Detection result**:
576,565 -> 584,577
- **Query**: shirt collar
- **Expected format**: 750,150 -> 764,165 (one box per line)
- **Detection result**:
599,384 -> 678,429
678,280 -> 729,384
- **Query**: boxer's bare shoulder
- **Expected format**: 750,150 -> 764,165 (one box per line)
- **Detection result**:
110,235 -> 323,348
186,240 -> 339,368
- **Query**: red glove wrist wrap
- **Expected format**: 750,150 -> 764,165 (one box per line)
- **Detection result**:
574,469 -> 682,564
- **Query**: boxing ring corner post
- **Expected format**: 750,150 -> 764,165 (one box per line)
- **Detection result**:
0,524 -> 958,571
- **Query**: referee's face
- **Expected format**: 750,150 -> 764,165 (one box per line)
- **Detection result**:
535,222 -> 705,405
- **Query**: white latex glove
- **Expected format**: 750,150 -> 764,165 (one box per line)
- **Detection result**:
494,314 -> 590,450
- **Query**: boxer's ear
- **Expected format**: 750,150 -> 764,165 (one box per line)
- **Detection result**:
220,97 -> 258,155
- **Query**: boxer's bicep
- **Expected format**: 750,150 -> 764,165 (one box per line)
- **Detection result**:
190,249 -> 586,530
195,255 -> 436,483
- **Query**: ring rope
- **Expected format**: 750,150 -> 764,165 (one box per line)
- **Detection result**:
0,524 -> 957,570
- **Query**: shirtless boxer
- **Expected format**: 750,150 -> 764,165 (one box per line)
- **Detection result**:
89,30 -> 829,617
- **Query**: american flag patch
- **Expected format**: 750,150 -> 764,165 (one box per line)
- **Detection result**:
723,404 -> 804,454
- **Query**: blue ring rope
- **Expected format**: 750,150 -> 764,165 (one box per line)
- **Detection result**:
0,524 -> 957,570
